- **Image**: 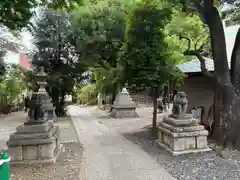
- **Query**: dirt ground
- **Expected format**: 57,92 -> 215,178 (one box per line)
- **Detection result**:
0,112 -> 84,180
11,142 -> 84,180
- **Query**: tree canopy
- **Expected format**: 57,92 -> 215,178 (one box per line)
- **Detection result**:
30,8 -> 88,116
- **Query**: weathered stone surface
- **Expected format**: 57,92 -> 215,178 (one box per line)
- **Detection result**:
110,107 -> 138,118
159,121 -> 204,132
173,137 -> 185,151
157,125 -> 208,138
8,146 -> 22,161
10,126 -> 58,140
7,127 -> 60,146
163,116 -> 196,126
39,140 -> 56,158
157,115 -> 211,155
197,136 -> 208,149
16,121 -> 53,133
110,87 -> 138,118
113,88 -> 136,107
7,125 -> 61,164
23,145 -> 38,160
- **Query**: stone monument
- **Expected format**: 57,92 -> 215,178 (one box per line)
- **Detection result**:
35,69 -> 56,122
7,68 -> 61,164
157,91 -> 211,155
110,85 -> 138,118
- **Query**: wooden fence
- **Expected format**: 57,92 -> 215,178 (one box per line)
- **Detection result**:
131,95 -> 153,107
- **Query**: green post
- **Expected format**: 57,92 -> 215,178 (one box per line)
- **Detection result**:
0,152 -> 11,180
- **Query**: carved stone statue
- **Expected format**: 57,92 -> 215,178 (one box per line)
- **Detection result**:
27,94 -> 44,122
171,91 -> 188,118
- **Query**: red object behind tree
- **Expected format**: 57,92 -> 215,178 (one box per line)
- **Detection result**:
19,53 -> 31,70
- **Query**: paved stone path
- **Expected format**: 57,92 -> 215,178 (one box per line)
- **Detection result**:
68,105 -> 176,180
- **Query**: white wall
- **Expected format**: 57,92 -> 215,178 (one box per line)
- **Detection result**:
223,21 -> 240,63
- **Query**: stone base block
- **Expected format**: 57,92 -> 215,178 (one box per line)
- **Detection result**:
9,125 -> 58,141
10,144 -> 62,165
110,106 -> 138,118
16,121 -> 53,133
157,122 -> 211,155
7,124 -> 61,164
157,141 -> 211,155
159,121 -> 205,133
163,116 -> 198,126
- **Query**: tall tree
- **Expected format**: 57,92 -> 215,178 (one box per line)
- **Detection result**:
170,0 -> 240,147
71,0 -> 128,106
31,8 -> 88,116
124,0 -> 175,137
0,0 -> 84,30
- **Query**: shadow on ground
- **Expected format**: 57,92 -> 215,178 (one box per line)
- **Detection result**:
122,125 -> 240,180
122,126 -> 173,162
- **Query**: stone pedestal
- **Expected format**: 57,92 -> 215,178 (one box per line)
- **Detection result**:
37,92 -> 56,122
7,121 -> 61,164
110,88 -> 138,118
157,115 -> 211,155
44,102 -> 56,122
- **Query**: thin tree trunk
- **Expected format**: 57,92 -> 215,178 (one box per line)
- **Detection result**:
151,87 -> 158,138
109,83 -> 117,112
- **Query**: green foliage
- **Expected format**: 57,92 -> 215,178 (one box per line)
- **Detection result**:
93,64 -> 125,95
0,0 -> 84,30
165,9 -> 211,62
0,0 -> 36,30
76,83 -> 97,104
125,0 -> 174,89
71,0 -> 127,68
0,64 -> 28,113
71,0 -> 129,103
31,8 -> 88,116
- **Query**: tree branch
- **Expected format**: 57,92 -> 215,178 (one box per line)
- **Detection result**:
179,36 -> 190,51
180,35 -> 214,77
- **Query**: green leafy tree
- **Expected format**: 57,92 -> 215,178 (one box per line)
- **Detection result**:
71,0 -> 128,106
0,64 -> 28,113
124,0 -> 176,136
31,8 -> 88,116
168,0 -> 240,147
0,0 -> 84,30
165,9 -> 211,64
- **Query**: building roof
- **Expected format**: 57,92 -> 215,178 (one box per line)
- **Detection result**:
177,57 -> 214,73
178,22 -> 239,74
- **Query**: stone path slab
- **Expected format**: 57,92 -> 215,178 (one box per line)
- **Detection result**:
68,105 -> 176,180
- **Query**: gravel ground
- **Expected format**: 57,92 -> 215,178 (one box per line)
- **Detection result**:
10,142 -> 84,180
92,107 -> 240,180
123,129 -> 240,180
0,111 -> 85,180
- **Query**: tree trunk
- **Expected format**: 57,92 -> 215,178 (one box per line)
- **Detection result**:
211,88 -> 222,140
151,87 -> 158,138
111,83 -> 117,105
109,83 -> 117,112
203,6 -> 239,147
205,7 -> 230,83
